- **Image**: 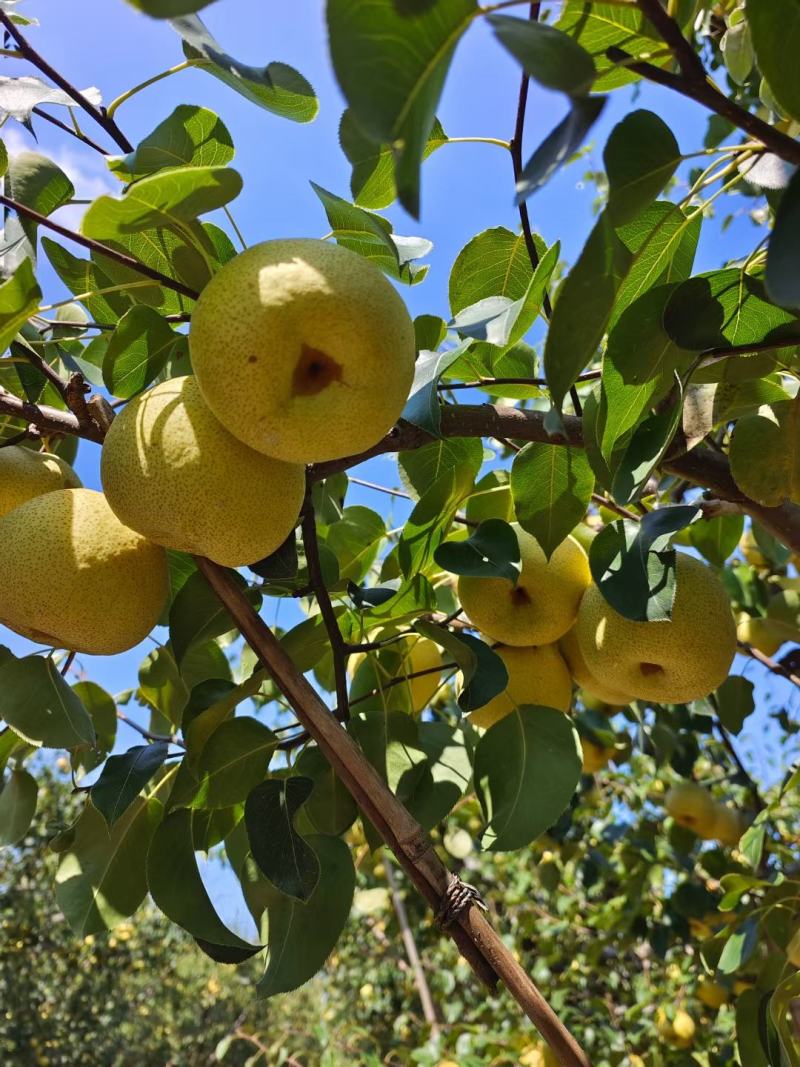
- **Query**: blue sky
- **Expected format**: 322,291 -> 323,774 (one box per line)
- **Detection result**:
2,1 -> 797,924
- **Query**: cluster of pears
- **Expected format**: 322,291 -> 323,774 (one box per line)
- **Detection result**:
454,522 -> 737,771
0,240 -> 416,655
664,781 -> 746,846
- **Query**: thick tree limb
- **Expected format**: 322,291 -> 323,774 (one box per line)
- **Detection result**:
195,556 -> 591,1067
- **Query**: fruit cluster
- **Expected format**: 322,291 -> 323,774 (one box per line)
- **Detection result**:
0,240 -> 416,654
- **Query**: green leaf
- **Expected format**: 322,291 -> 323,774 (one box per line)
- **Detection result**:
398,467 -> 475,577
339,111 -> 447,210
325,506 -> 386,584
192,716 -> 277,809
475,706 -> 581,851
0,655 -> 95,749
556,2 -> 666,91
257,834 -> 355,997
42,237 -> 130,322
81,165 -> 242,240
747,0 -> 800,123
102,305 -> 183,399
488,15 -> 595,96
604,110 -> 680,227
544,210 -> 632,413
415,621 -> 508,713
689,512 -> 744,567
0,768 -> 37,847
71,681 -> 118,777
721,18 -> 753,85
109,104 -> 234,181
715,677 -> 755,736
245,777 -> 320,902
610,376 -> 683,505
606,282 -> 695,386
6,150 -> 74,258
449,226 -> 540,315
0,258 -> 40,353
171,15 -> 318,122
91,743 -> 170,826
0,139 -> 7,178
147,807 -> 260,959
169,570 -> 261,665
404,721 -> 471,829
729,397 -> 800,507
589,507 -> 699,621
399,438 -> 483,500
310,183 -> 431,285
126,0 -> 216,17
434,519 -> 520,581
515,96 -> 605,202
663,269 -> 800,351
326,0 -> 477,216
400,344 -> 467,435
294,747 -> 357,837
56,797 -> 161,936
137,644 -> 188,728
719,917 -> 759,974
511,443 -> 594,558
766,167 -> 800,310
735,989 -> 770,1067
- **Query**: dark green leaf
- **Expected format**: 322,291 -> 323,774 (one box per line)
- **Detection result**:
138,645 -> 189,726
404,721 -> 471,829
126,0 -> 216,14
715,677 -> 755,736
766,167 -> 800,310
735,989 -> 770,1067
109,104 -> 234,181
56,798 -> 161,936
589,507 -> 699,621
400,344 -> 467,435
192,717 -> 277,809
71,681 -> 118,776
0,655 -> 95,749
326,0 -> 476,216
0,768 -> 37,847
606,282 -> 695,385
719,917 -> 759,974
294,747 -> 357,837
610,376 -> 683,505
434,519 -> 520,581
399,438 -> 483,500
511,443 -> 594,558
171,15 -> 318,122
102,305 -> 183,399
475,706 -> 581,851
245,777 -> 320,902
544,210 -> 631,413
556,2 -> 666,92
398,467 -> 475,577
147,807 -> 260,958
515,96 -> 605,203
488,15 -> 595,96
663,269 -> 800,351
257,834 -> 355,997
415,622 -> 508,713
747,0 -> 800,123
82,165 -> 242,240
169,570 -> 261,665
6,150 -> 74,260
689,512 -> 744,567
91,743 -> 170,826
604,110 -> 680,227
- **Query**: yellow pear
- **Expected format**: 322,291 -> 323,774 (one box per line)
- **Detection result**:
350,635 -> 443,716
664,782 -> 719,838
189,239 -> 416,463
520,1044 -> 558,1067
468,644 -> 572,729
0,444 -> 81,519
0,488 -> 167,654
736,615 -> 785,657
581,737 -> 615,774
627,1056 -> 646,1067
672,1009 -> 695,1045
575,553 -> 736,703
458,525 -> 590,646
101,376 -> 305,568
787,928 -> 800,967
697,979 -> 730,1009
559,625 -> 635,707
710,804 -> 745,846
740,527 -> 769,568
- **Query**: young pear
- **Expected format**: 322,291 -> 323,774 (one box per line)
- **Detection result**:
559,625 -> 635,707
697,979 -> 730,1009
664,781 -> 719,838
580,738 -> 616,774
458,525 -> 591,647
575,553 -> 736,704
0,488 -> 167,654
468,644 -> 572,729
101,376 -> 305,568
0,445 -> 81,519
189,239 -> 416,464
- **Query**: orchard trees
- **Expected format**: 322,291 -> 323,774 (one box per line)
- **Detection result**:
0,1 -> 799,1065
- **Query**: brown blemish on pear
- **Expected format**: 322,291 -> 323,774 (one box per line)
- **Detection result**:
510,586 -> 531,607
291,344 -> 343,396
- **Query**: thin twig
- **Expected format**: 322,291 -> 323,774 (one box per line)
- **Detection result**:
300,493 -> 351,723
31,106 -> 110,156
116,709 -> 181,746
714,719 -> 765,813
384,857 -> 441,1037
738,641 -> 800,690
0,193 -> 200,301
0,12 -> 133,153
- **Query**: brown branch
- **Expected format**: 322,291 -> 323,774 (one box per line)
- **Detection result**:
195,556 -> 590,1067
31,106 -> 110,156
738,640 -> 800,690
300,494 -> 351,722
0,194 -> 200,301
0,12 -> 133,153
384,857 -> 441,1038
0,388 -> 103,442
607,36 -> 800,166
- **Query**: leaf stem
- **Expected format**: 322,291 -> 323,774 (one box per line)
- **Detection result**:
105,59 -> 201,119
223,204 -> 248,251
447,135 -> 511,149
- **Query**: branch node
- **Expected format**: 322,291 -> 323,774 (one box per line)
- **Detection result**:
436,872 -> 488,928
